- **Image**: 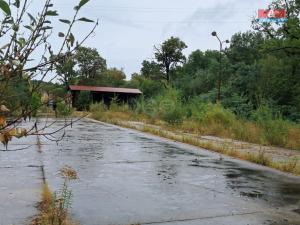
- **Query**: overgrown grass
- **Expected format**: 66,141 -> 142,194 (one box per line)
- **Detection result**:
89,94 -> 300,150
90,115 -> 300,175
140,91 -> 300,149
89,90 -> 300,175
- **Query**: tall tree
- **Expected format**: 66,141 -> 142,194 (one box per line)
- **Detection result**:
55,53 -> 77,90
100,68 -> 126,87
252,0 -> 300,119
75,47 -> 107,79
154,37 -> 187,84
228,31 -> 264,65
252,0 -> 300,56
140,60 -> 163,80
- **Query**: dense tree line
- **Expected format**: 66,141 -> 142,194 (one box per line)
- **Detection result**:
129,0 -> 300,121
36,0 -> 299,122
55,46 -> 126,90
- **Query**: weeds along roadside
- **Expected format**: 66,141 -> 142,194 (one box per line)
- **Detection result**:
89,96 -> 300,150
89,100 -> 300,176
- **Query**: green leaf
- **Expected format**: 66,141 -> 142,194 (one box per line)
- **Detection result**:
59,19 -> 71,24
20,37 -> 26,45
24,25 -> 33,31
13,0 -> 20,8
58,32 -> 65,37
27,13 -> 36,25
68,33 -> 75,47
45,10 -> 58,16
79,0 -> 90,8
78,17 -> 94,23
3,17 -> 13,24
12,24 -> 19,31
17,37 -> 26,47
0,0 -> 11,15
75,0 -> 89,10
41,26 -> 53,30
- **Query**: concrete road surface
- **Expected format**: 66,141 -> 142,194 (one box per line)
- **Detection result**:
1,118 -> 300,225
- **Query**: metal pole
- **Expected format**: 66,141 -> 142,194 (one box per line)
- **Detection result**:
217,41 -> 222,103
211,31 -> 229,104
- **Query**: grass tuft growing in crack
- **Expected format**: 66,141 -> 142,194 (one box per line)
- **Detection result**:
32,166 -> 78,225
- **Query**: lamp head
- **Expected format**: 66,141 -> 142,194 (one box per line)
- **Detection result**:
211,31 -> 217,36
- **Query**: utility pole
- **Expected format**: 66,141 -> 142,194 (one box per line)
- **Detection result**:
211,31 -> 229,103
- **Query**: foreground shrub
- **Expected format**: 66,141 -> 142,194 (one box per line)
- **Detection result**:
74,91 -> 92,111
162,106 -> 184,125
145,89 -> 184,124
57,102 -> 73,117
89,102 -> 107,120
185,100 -> 238,136
135,97 -> 145,114
90,102 -> 107,113
203,104 -> 236,127
251,105 -> 296,147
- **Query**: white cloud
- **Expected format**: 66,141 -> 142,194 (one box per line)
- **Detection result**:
32,0 -> 272,78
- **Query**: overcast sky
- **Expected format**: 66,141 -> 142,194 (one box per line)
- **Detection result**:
34,0 -> 272,79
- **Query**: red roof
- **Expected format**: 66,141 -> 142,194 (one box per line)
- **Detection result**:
69,85 -> 142,94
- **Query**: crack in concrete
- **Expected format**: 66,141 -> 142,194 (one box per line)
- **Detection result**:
0,165 -> 42,169
98,159 -> 216,165
140,211 -> 263,224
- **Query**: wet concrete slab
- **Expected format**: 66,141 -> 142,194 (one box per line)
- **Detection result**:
0,132 -> 42,225
38,119 -> 300,225
1,118 -> 300,225
0,167 -> 41,225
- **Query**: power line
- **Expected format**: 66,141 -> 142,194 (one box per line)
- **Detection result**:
55,4 -> 259,13
107,20 -> 251,24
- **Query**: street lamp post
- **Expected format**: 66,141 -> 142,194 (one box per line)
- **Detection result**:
211,31 -> 229,103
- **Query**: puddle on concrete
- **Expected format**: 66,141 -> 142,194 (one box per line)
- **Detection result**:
221,161 -> 300,207
294,208 -> 300,215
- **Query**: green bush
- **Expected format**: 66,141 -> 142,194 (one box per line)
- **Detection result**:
187,98 -> 236,127
30,92 -> 41,117
251,105 -> 289,146
135,97 -> 145,114
145,89 -> 184,124
57,101 -> 73,117
162,106 -> 184,125
251,105 -> 276,123
222,93 -> 253,118
187,97 -> 210,121
89,102 -> 107,120
108,96 -> 131,112
74,91 -> 92,111
204,104 -> 236,126
90,102 -> 107,113
262,119 -> 289,146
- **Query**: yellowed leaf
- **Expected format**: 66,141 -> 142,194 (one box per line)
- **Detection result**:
0,132 -> 12,146
17,128 -> 27,138
8,128 -> 27,138
8,128 -> 17,136
0,133 -> 4,143
0,116 -> 6,128
0,105 -> 9,112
